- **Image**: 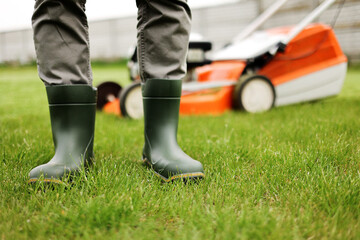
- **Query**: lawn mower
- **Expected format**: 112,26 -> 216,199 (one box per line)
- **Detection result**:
97,0 -> 347,118
96,33 -> 212,118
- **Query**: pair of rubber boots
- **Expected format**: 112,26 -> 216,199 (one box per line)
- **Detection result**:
28,80 -> 204,184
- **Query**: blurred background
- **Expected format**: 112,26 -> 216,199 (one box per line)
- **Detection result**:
0,0 -> 359,65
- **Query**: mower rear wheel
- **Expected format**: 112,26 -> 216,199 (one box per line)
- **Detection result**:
119,82 -> 143,119
96,81 -> 122,110
234,75 -> 275,113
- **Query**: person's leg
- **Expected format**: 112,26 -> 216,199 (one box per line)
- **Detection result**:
28,0 -> 96,184
32,0 -> 92,85
136,0 -> 189,80
137,0 -> 204,181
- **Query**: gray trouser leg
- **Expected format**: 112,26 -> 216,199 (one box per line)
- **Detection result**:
32,0 -> 92,86
136,0 -> 191,81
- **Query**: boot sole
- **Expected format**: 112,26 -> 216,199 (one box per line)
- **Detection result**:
143,158 -> 205,182
28,163 -> 91,185
28,178 -> 66,185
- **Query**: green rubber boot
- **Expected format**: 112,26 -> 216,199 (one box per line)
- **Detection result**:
142,79 -> 205,182
28,85 -> 97,184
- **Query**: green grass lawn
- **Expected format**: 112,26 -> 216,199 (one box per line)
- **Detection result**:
0,64 -> 359,239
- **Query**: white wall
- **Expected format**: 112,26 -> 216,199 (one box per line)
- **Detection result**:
0,0 -> 359,63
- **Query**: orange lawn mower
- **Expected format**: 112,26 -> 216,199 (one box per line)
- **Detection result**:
97,0 -> 347,119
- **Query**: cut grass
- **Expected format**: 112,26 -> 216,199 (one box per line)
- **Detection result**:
0,65 -> 359,239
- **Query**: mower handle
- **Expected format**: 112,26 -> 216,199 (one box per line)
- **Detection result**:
233,0 -> 289,43
281,0 -> 336,46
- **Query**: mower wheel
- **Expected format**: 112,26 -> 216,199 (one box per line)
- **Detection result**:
234,75 -> 275,113
96,81 -> 122,110
119,81 -> 143,119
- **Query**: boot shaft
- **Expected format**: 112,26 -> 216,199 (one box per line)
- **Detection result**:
46,85 -> 97,165
141,79 -> 205,180
142,79 -> 182,149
